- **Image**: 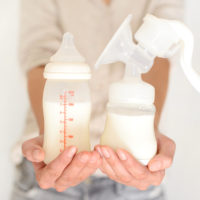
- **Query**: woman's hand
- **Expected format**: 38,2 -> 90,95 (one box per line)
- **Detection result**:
95,133 -> 175,190
22,135 -> 102,192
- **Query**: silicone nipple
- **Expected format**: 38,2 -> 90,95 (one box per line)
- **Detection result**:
50,32 -> 85,63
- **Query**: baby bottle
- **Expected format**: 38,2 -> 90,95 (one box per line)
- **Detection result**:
95,14 -> 199,165
43,33 -> 91,164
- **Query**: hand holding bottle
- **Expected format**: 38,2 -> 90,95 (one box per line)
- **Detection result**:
22,135 -> 102,192
95,133 -> 175,190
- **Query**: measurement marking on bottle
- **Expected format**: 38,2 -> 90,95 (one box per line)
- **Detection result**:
59,90 -> 75,153
63,91 -> 67,149
68,90 -> 74,96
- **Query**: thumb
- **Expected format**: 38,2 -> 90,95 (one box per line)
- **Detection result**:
148,134 -> 176,172
22,135 -> 45,162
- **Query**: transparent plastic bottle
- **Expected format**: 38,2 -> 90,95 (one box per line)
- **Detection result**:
43,33 -> 91,164
101,78 -> 157,165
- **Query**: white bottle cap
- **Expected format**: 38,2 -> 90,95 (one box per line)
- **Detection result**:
44,33 -> 91,80
109,77 -> 155,105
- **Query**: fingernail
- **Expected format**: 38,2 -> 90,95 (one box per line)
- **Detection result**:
96,147 -> 103,157
78,154 -> 89,163
90,153 -> 97,163
32,149 -> 41,161
67,147 -> 77,158
101,147 -> 110,158
117,149 -> 127,161
150,161 -> 161,171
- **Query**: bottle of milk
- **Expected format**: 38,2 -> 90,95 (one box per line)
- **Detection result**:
95,14 -> 199,165
43,33 -> 91,164
102,76 -> 157,165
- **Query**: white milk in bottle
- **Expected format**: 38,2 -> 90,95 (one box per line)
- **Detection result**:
43,33 -> 91,164
101,78 -> 157,165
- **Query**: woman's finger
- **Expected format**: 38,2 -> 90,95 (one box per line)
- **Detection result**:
148,134 -> 176,172
75,151 -> 102,182
55,151 -> 91,191
95,146 -> 117,180
116,148 -> 149,179
35,146 -> 77,189
150,170 -> 165,186
22,135 -> 44,162
99,146 -> 133,183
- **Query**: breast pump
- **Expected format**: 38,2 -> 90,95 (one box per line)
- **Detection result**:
95,14 -> 200,165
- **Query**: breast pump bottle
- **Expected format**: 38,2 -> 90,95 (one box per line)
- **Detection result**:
43,33 -> 91,164
95,14 -> 200,165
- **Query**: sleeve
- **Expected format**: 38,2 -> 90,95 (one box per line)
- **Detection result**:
19,0 -> 63,74
148,0 -> 185,21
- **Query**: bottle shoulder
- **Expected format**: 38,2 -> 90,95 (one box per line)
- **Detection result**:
43,79 -> 91,102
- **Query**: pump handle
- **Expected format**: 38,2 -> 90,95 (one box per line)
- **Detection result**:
166,20 -> 200,93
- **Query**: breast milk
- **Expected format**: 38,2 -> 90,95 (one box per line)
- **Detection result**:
101,111 -> 157,164
43,102 -> 91,164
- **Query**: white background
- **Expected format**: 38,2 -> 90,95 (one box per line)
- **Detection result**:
0,0 -> 200,199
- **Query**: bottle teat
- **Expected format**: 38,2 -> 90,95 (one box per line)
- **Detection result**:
44,32 -> 91,80
50,32 -> 85,63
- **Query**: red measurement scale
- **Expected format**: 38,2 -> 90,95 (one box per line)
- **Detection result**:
59,90 -> 75,152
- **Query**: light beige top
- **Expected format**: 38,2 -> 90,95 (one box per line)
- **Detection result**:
14,0 -> 183,164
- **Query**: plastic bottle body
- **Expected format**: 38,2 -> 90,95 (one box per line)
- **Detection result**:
101,103 -> 157,165
43,79 -> 91,164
